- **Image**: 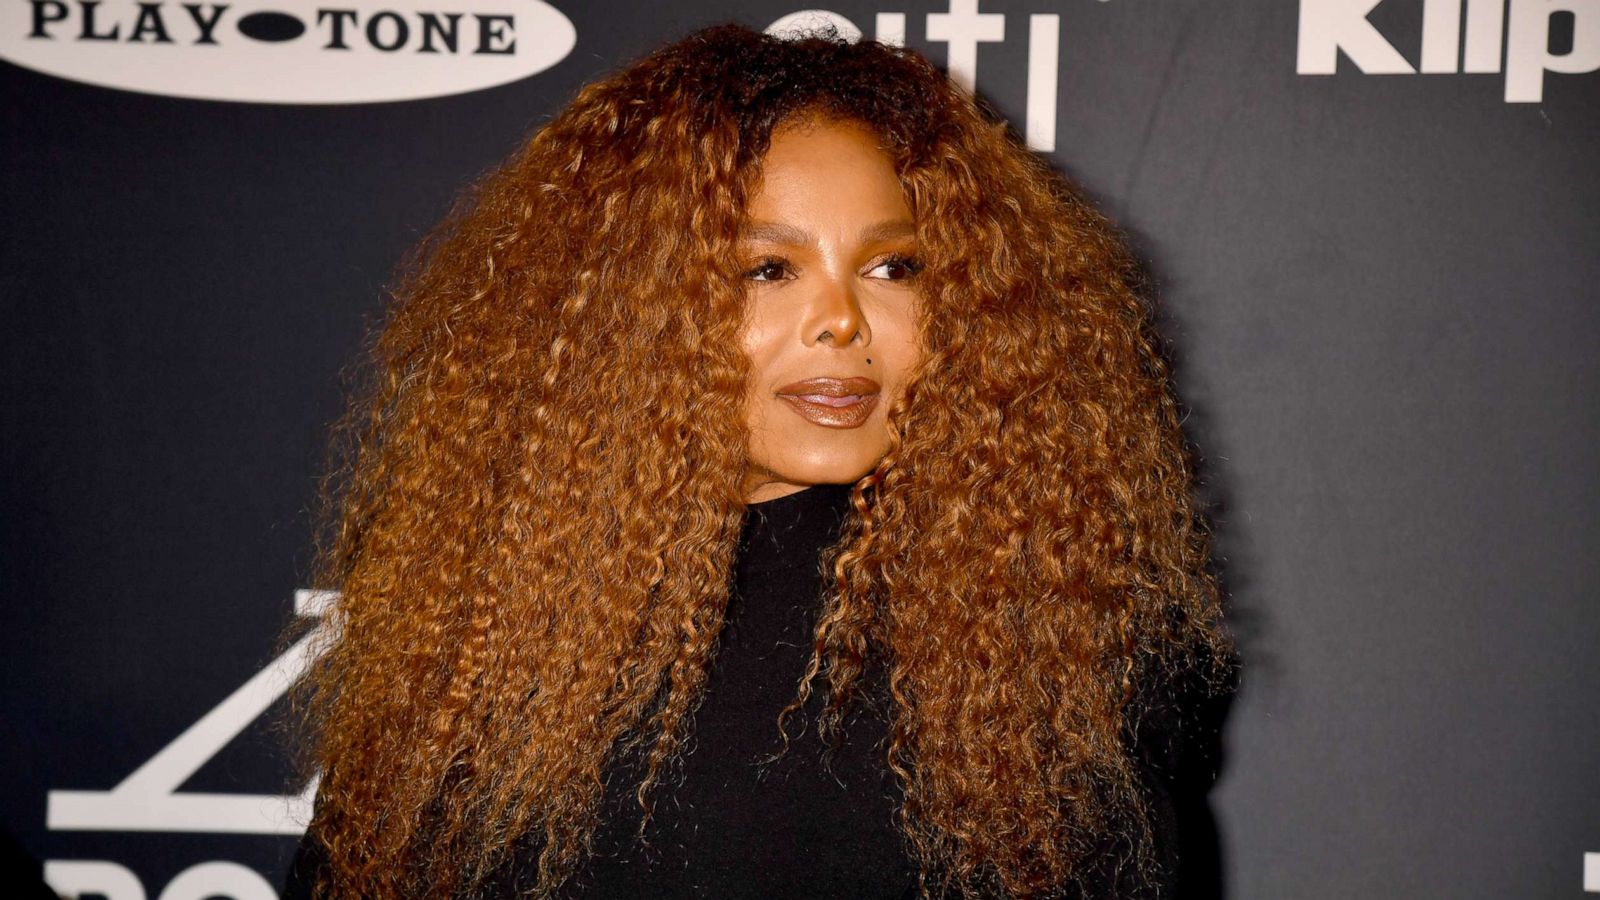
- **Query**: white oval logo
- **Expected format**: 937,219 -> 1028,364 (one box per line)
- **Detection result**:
0,0 -> 576,104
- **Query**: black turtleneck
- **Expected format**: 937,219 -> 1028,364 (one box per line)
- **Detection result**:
566,481 -> 914,898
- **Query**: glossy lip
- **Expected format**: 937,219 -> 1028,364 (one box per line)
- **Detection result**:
774,376 -> 881,429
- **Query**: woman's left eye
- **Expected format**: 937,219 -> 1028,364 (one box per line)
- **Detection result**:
866,254 -> 924,281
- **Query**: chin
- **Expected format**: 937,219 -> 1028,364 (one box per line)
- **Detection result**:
769,444 -> 887,485
784,460 -> 877,487
745,420 -> 905,500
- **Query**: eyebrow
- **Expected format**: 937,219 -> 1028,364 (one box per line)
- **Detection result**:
739,219 -> 916,245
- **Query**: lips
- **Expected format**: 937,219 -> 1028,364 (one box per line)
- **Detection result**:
774,376 -> 881,429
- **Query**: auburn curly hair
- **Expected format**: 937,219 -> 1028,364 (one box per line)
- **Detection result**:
283,21 -> 1231,900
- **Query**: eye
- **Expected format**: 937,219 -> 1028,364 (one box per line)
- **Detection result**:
866,253 -> 924,281
744,257 -> 793,282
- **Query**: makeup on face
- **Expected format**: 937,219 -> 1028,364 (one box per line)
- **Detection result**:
774,376 -> 882,428
737,116 -> 924,504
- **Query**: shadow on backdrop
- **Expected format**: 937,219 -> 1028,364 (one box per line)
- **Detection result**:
1124,217 -> 1265,900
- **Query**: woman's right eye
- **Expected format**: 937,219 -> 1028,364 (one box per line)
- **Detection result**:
744,258 -> 791,282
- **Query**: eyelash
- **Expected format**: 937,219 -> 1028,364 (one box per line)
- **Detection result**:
744,256 -> 792,282
742,253 -> 925,282
872,253 -> 925,280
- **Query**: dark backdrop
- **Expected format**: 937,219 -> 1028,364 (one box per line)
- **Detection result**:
4,1 -> 1597,897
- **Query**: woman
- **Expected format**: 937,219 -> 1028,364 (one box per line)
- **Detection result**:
282,22 -> 1232,900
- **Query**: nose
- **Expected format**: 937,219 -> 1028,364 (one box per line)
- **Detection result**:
804,276 -> 871,347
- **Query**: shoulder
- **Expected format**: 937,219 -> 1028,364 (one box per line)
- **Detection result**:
1122,655 -> 1238,899
280,826 -> 328,900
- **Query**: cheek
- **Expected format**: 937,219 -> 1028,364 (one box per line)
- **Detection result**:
738,325 -> 774,403
738,320 -> 786,444
877,308 -> 924,389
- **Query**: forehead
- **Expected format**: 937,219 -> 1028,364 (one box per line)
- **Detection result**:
748,118 -> 910,223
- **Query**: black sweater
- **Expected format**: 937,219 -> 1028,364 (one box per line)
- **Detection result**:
283,483 -> 1211,898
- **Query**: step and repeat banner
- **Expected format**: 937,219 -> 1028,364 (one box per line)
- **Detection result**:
3,1 -> 1596,897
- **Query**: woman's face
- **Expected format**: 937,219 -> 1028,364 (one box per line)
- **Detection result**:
738,117 -> 924,504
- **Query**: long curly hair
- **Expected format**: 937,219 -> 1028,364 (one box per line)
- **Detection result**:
284,22 -> 1231,900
